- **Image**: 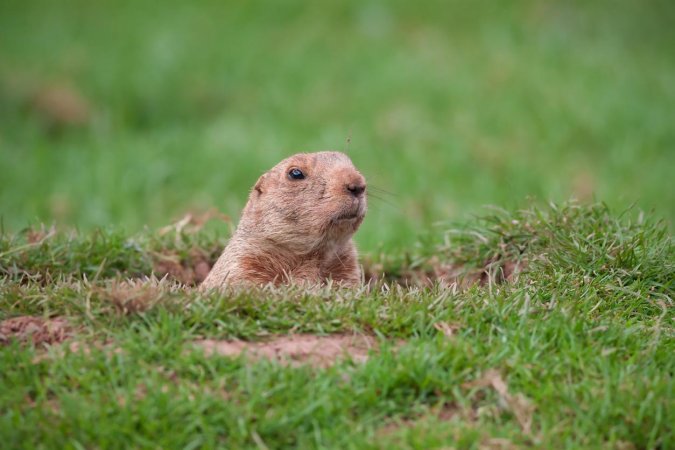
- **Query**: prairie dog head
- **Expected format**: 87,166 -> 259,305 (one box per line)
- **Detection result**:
237,151 -> 367,251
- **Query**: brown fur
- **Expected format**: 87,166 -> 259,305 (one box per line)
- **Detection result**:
201,151 -> 367,289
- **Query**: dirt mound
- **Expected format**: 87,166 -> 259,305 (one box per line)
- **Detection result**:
153,249 -> 212,286
31,83 -> 92,129
0,316 -> 71,346
194,334 -> 379,368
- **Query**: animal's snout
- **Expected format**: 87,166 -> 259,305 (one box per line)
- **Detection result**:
346,181 -> 366,198
334,166 -> 366,199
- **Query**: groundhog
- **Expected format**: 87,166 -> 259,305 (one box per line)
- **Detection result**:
200,151 -> 367,289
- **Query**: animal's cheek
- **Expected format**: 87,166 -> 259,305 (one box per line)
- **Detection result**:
282,209 -> 300,224
300,197 -> 328,212
325,184 -> 345,198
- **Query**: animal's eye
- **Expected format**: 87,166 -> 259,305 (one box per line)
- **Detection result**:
288,168 -> 305,180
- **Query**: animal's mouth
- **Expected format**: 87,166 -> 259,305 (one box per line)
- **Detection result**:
335,212 -> 360,221
333,200 -> 366,223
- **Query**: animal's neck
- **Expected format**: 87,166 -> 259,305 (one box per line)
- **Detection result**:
237,234 -> 355,285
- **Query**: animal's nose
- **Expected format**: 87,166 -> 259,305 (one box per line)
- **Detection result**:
346,182 -> 366,197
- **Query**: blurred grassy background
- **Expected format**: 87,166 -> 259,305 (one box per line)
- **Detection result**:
1,0 -> 673,251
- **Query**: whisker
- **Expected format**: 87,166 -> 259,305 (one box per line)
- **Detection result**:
368,185 -> 397,197
366,192 -> 400,210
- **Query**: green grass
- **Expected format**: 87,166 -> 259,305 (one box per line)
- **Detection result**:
1,0 -> 674,250
1,202 -> 673,449
1,1 -> 673,448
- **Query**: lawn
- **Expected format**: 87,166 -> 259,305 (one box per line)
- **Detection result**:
1,202 -> 673,448
1,1 -> 674,449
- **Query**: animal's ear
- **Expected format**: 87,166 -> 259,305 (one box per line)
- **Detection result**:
253,173 -> 267,196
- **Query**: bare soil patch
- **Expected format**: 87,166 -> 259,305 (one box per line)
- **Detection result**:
0,316 -> 72,346
152,210 -> 230,285
194,333 -> 380,368
153,249 -> 212,286
31,83 -> 92,129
